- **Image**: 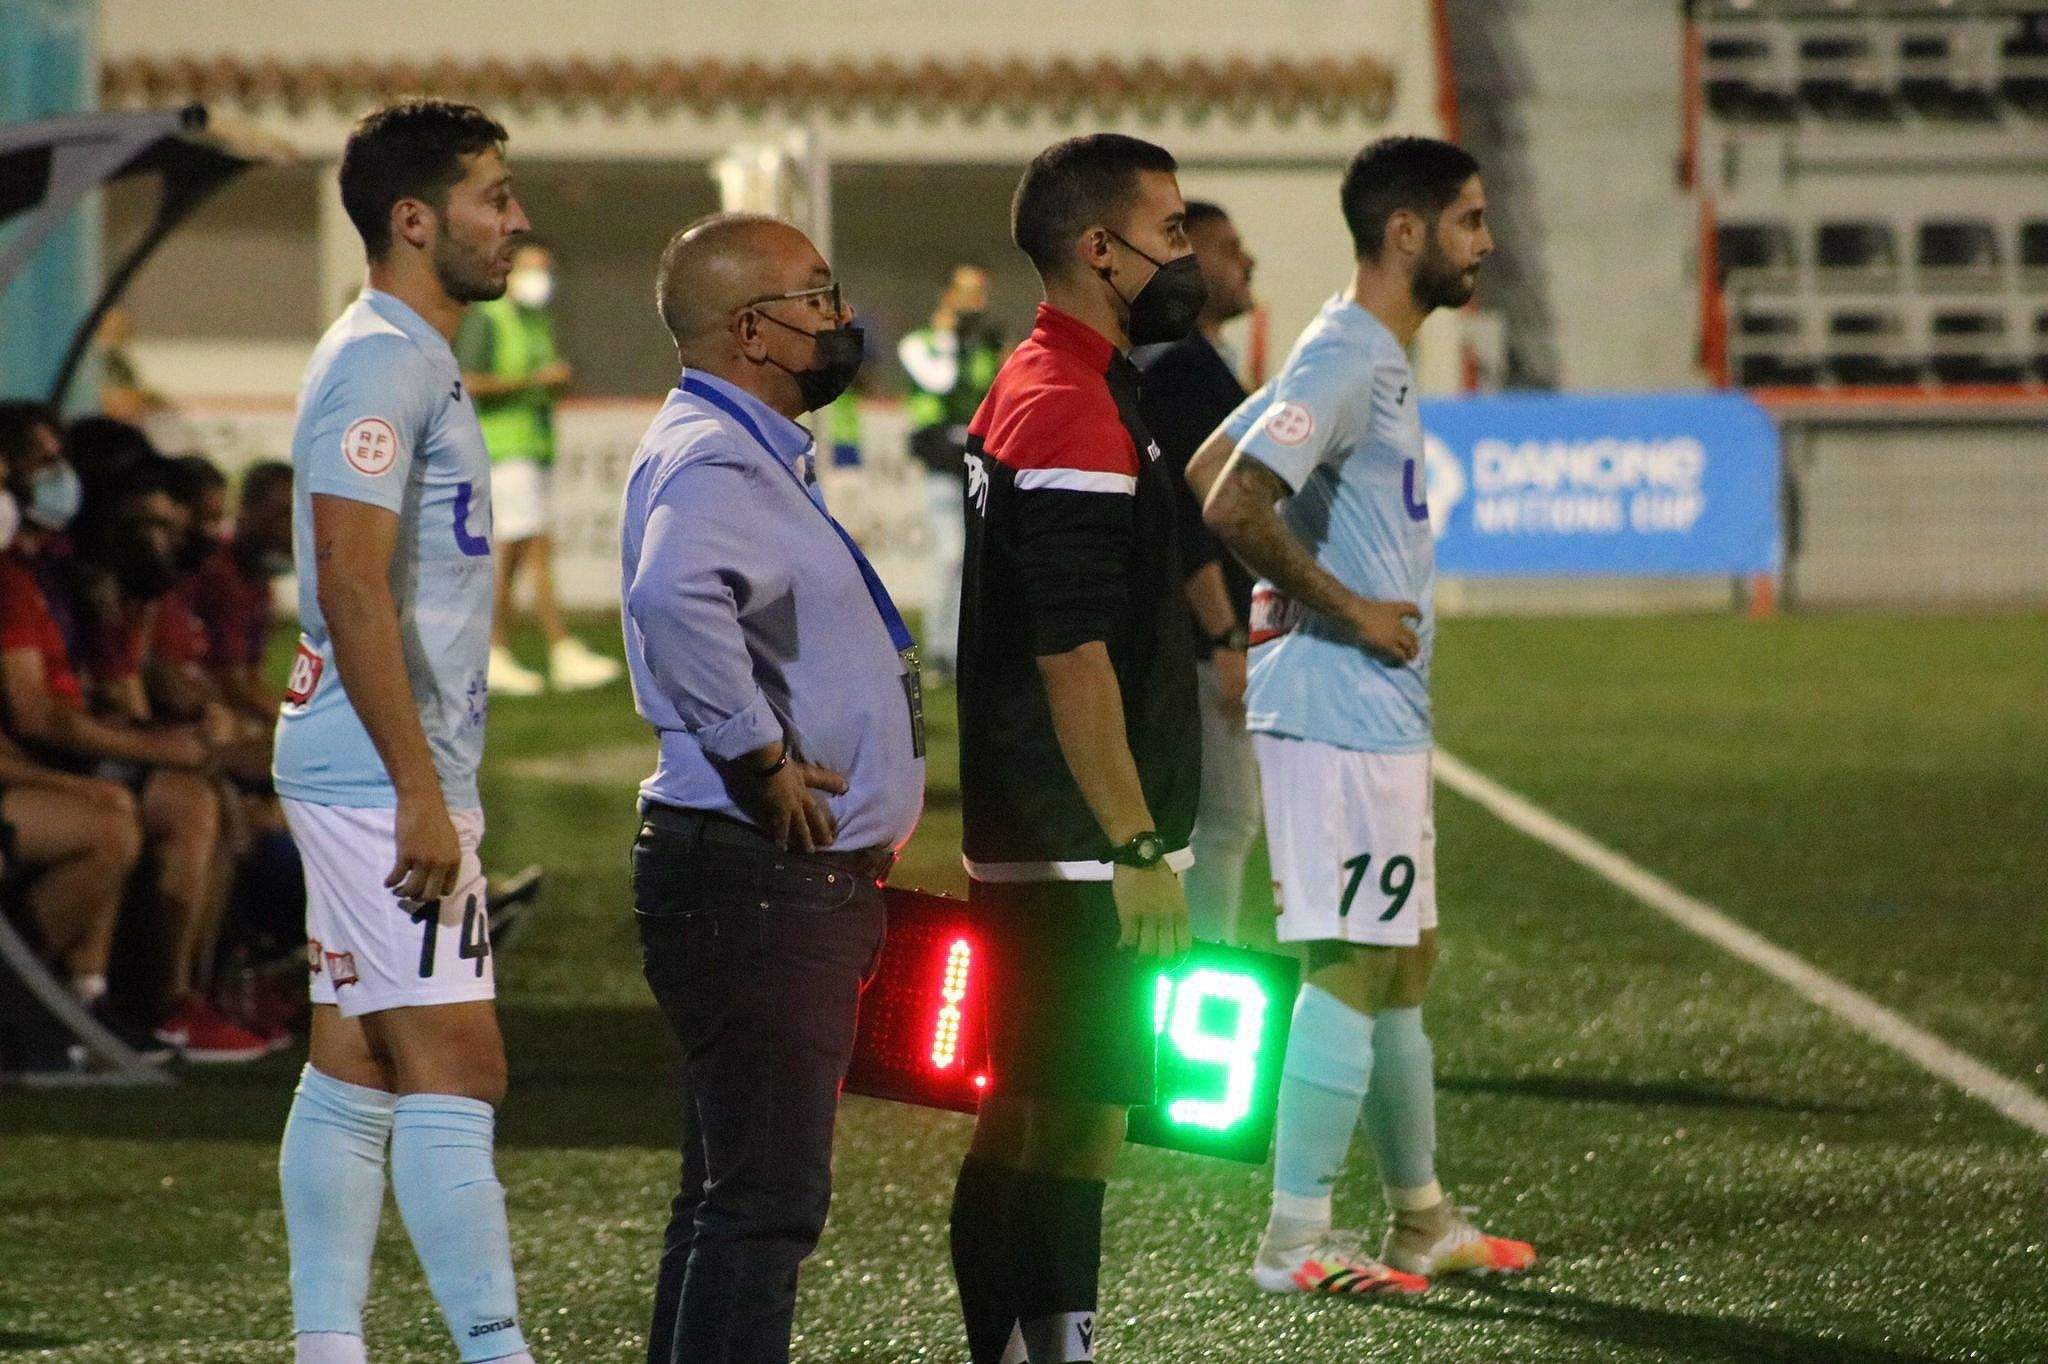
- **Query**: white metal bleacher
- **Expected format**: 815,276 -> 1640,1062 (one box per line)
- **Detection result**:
1698,1 -> 2048,391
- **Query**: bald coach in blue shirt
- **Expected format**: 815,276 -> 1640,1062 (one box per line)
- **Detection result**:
621,211 -> 924,1364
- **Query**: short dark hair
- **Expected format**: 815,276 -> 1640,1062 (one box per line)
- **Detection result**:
339,99 -> 508,259
0,401 -> 59,473
240,460 -> 294,507
165,454 -> 228,508
1340,136 -> 1480,262
65,415 -> 158,492
1011,134 -> 1179,278
1183,200 -> 1230,233
77,453 -> 178,538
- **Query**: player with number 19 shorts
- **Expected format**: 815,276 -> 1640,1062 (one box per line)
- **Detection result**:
1196,135 -> 1536,1300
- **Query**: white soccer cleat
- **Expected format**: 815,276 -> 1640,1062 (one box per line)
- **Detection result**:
1252,1232 -> 1429,1296
1380,1206 -> 1537,1279
548,636 -> 621,691
489,645 -> 545,697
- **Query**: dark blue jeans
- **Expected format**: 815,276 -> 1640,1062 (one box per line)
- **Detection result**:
635,809 -> 886,1364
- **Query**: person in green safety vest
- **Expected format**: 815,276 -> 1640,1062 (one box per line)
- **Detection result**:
455,239 -> 620,695
897,263 -> 1003,679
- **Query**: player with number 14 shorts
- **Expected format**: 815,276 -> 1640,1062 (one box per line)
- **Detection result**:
272,100 -> 543,1364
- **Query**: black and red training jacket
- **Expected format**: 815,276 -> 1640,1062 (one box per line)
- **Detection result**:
955,302 -> 1200,882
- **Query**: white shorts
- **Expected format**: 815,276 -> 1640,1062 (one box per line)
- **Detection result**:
1253,734 -> 1438,947
283,799 -> 495,1018
491,459 -> 553,542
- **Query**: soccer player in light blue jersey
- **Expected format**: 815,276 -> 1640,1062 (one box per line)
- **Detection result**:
272,100 -> 541,1364
1189,136 -> 1537,1297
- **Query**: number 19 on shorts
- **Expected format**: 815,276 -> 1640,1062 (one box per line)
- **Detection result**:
1339,851 -> 1417,922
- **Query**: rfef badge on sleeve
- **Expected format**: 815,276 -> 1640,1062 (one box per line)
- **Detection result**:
846,887 -> 1299,1164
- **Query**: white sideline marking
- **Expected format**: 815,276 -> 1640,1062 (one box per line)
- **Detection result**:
1433,747 -> 2048,1140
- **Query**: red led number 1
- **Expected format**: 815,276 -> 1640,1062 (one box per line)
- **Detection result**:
930,938 -> 973,1069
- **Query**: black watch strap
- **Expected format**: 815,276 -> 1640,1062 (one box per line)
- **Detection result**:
1206,625 -> 1249,652
1110,830 -> 1167,870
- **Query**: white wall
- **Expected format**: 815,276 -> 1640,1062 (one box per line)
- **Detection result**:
93,2 -> 1462,403
1479,0 -> 1700,390
102,1 -> 1439,75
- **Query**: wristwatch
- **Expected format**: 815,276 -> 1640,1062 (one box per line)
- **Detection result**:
1198,624 -> 1249,659
1110,830 -> 1167,870
1207,625 -> 1250,652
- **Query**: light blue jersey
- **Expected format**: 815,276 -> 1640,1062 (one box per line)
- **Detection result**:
1220,294 -> 1434,754
274,290 -> 494,808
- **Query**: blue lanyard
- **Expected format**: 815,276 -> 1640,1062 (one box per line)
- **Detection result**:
678,374 -> 916,656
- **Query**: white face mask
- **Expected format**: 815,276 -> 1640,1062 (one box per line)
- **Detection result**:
508,268 -> 554,309
0,489 -> 18,552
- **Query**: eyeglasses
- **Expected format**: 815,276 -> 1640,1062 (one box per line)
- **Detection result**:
736,282 -> 845,317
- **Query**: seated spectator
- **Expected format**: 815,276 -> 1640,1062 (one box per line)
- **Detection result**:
193,458 -> 292,724
157,456 -> 307,1028
63,414 -> 158,504
0,402 -> 151,1064
156,456 -> 290,738
0,438 -> 264,1063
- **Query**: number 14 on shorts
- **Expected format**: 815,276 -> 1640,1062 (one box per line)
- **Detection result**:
1338,851 -> 1416,921
409,894 -> 491,978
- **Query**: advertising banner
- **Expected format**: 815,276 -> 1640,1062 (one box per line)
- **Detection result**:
1419,392 -> 1781,576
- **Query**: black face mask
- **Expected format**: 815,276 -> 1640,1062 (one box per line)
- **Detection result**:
757,313 -> 866,413
175,534 -> 213,575
108,543 -> 182,601
1103,231 -> 1208,346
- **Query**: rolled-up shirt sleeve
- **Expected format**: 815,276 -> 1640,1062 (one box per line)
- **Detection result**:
624,457 -> 787,762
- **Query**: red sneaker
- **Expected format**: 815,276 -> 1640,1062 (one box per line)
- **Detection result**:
214,974 -> 304,1052
172,997 -> 271,1064
151,995 -> 198,1048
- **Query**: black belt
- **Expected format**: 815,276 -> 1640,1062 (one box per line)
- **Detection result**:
637,801 -> 897,884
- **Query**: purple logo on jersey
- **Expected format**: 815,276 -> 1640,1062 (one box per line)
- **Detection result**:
1402,459 -> 1429,522
451,481 -> 492,557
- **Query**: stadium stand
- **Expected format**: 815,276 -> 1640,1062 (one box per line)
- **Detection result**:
1693,1 -> 2048,392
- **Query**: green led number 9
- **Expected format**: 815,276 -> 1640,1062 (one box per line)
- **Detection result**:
1153,968 -> 1268,1132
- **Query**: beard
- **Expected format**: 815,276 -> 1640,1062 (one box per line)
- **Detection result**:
433,230 -> 507,304
1413,237 -> 1477,311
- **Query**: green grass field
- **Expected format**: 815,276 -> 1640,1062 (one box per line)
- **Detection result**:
4,612 -> 2045,1363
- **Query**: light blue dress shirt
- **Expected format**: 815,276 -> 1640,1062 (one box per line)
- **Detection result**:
620,370 -> 925,852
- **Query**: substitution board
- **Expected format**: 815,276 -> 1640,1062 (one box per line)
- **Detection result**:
846,886 -> 1299,1164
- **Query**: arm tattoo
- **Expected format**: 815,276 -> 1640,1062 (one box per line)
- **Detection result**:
1205,453 -> 1359,621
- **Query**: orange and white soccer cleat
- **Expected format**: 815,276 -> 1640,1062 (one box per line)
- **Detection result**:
1252,1235 -> 1430,1296
1381,1207 -> 1537,1279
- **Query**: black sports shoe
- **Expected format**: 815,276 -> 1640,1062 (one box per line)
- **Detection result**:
485,864 -> 546,953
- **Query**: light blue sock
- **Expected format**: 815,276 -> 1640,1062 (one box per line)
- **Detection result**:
389,1095 -> 529,1363
1270,985 -> 1374,1226
280,1064 -> 394,1342
1363,1005 -> 1439,1204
